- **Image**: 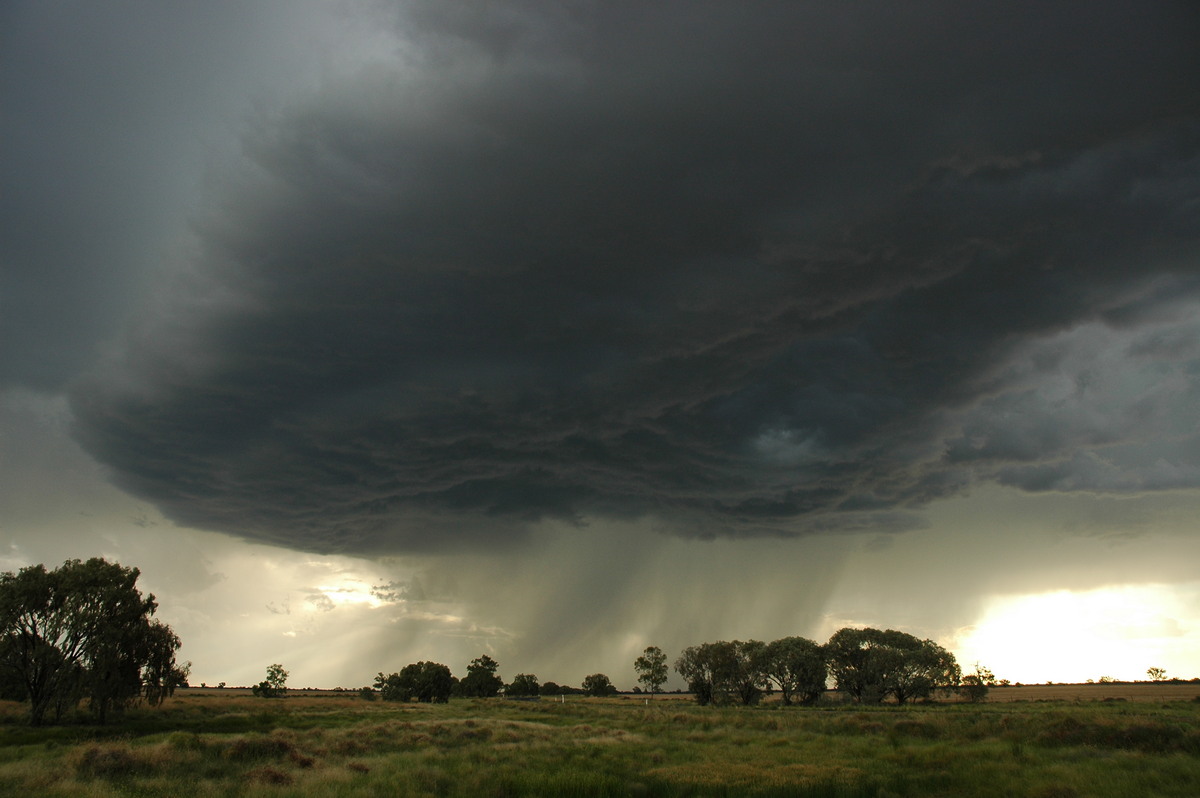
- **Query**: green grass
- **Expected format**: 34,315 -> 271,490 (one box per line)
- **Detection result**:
0,695 -> 1196,796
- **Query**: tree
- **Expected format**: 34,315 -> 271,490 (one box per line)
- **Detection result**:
674,640 -> 767,706
253,663 -> 288,698
826,627 -> 960,704
458,654 -> 503,698
374,671 -> 405,701
675,643 -> 722,706
887,633 -> 959,704
582,673 -> 617,697
758,636 -> 827,706
826,628 -> 884,703
634,646 -> 668,696
400,657 -> 456,705
1147,667 -> 1167,682
728,640 -> 768,705
506,673 -> 539,697
406,661 -> 453,703
140,621 -> 189,707
375,662 -> 453,703
959,663 -> 995,703
0,558 -> 184,725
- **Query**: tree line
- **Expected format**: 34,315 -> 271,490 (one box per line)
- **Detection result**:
671,629 -> 977,706
357,628 -> 985,708
364,655 -> 623,704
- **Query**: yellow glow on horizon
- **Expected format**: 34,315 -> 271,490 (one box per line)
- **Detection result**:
955,584 -> 1199,685
314,581 -> 387,609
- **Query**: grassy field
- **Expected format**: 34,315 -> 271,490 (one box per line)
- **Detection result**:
1,691 -> 1197,797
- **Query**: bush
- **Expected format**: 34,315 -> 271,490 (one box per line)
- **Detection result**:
251,664 -> 288,699
960,665 -> 995,703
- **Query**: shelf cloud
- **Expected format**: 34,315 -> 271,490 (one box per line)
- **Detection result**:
55,0 -> 1200,556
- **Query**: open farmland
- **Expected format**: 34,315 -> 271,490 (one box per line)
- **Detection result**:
182,681 -> 1200,704
965,682 -> 1200,703
1,689 -> 1198,797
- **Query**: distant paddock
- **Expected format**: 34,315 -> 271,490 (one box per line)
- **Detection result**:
175,682 -> 1200,703
944,682 -> 1200,703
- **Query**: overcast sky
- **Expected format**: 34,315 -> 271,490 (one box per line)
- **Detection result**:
3,0 -> 1200,689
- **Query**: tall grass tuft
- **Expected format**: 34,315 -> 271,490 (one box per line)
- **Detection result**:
71,743 -> 154,779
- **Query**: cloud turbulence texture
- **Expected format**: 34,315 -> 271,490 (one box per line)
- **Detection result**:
70,1 -> 1200,555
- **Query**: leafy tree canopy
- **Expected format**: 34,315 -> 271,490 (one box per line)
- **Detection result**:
634,646 -> 668,695
506,673 -> 539,697
252,663 -> 288,698
0,558 -> 185,725
758,636 -> 827,706
458,654 -> 503,698
581,672 -> 617,697
960,663 -> 995,703
675,640 -> 767,706
826,627 -> 960,704
377,661 -> 453,703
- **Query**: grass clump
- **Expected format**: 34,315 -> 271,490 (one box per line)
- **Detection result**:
223,734 -> 297,762
70,743 -> 154,779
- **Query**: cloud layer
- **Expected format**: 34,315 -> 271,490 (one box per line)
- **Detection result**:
66,1 -> 1200,554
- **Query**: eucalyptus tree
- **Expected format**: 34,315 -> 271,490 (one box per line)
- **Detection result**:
376,661 -> 453,703
0,558 -> 184,725
675,640 -> 768,706
253,663 -> 289,698
758,636 -> 827,706
634,645 -> 668,696
826,627 -> 960,704
506,673 -> 540,697
582,673 -> 617,696
459,654 -> 503,697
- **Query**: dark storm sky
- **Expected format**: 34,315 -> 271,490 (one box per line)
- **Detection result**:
5,1 -> 1199,560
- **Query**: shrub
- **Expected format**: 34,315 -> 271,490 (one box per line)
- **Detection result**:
251,664 -> 288,698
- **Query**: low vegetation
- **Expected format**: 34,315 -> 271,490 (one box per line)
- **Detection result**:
2,691 -> 1199,796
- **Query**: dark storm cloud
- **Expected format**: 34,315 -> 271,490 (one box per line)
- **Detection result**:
0,1 -> 344,389
69,1 -> 1200,554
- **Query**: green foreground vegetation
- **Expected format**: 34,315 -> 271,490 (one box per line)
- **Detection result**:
1,693 -> 1197,797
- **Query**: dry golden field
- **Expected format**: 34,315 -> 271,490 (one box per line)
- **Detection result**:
948,682 -> 1200,703
178,681 -> 1200,704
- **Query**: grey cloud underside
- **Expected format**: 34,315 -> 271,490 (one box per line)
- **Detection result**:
1,1 -> 335,390
70,1 -> 1200,554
